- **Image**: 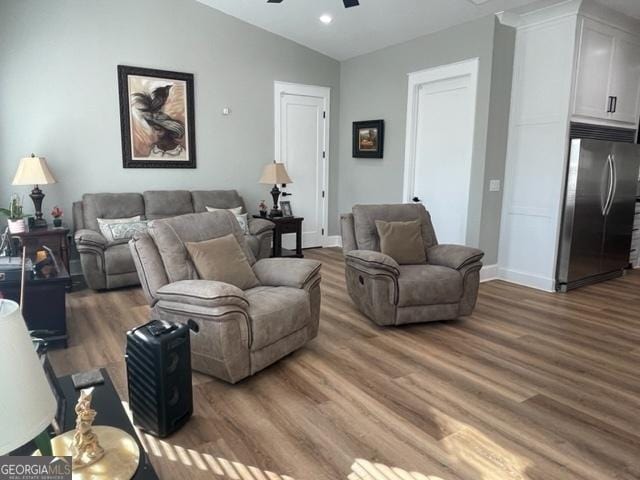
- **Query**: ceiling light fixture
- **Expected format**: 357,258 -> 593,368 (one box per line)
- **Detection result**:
319,14 -> 333,24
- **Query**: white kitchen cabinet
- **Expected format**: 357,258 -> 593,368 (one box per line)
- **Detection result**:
573,19 -> 615,120
609,32 -> 640,124
572,17 -> 640,127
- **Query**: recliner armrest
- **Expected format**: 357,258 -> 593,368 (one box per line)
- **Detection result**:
427,244 -> 484,270
345,250 -> 400,276
248,218 -> 275,236
156,280 -> 249,310
253,258 -> 321,289
74,229 -> 107,250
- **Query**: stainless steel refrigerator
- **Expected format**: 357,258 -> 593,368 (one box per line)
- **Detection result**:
557,138 -> 640,291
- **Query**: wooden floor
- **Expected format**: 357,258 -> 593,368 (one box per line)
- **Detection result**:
50,247 -> 640,480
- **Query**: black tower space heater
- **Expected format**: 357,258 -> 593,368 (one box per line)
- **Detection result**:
126,320 -> 193,437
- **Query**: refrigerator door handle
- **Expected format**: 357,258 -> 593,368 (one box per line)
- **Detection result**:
600,154 -> 613,215
605,154 -> 618,216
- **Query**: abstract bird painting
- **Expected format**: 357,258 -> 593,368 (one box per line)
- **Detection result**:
118,65 -> 196,168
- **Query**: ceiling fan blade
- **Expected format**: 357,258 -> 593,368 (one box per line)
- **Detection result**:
343,0 -> 359,7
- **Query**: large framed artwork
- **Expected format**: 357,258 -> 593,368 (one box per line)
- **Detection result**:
118,65 -> 196,168
352,119 -> 384,158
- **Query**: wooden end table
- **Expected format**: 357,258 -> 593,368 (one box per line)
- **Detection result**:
10,223 -> 71,277
254,215 -> 304,258
0,261 -> 69,348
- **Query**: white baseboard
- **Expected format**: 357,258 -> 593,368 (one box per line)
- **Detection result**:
324,235 -> 342,248
498,267 -> 555,292
480,264 -> 499,282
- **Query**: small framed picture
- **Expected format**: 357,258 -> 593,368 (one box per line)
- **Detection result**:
280,201 -> 293,217
353,120 -> 384,158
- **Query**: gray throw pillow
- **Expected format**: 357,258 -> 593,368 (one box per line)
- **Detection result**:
97,216 -> 145,242
375,219 -> 427,265
185,233 -> 259,290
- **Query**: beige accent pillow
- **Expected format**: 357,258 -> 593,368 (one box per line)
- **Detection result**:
375,219 -> 427,265
185,234 -> 259,290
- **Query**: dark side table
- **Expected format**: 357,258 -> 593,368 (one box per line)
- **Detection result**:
10,223 -> 71,275
0,262 -> 69,348
254,215 -> 304,258
58,369 -> 159,479
10,368 -> 159,480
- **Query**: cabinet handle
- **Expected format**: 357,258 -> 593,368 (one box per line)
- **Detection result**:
607,96 -> 614,113
612,96 -> 618,113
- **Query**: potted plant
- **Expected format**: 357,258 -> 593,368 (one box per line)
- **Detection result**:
258,200 -> 268,218
51,206 -> 63,227
0,194 -> 26,233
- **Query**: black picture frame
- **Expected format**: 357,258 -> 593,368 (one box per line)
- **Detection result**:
280,201 -> 293,217
352,119 -> 384,158
118,65 -> 196,169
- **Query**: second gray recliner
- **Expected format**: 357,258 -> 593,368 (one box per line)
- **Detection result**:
340,203 -> 483,326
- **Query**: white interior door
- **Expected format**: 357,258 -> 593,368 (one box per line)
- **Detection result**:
276,84 -> 328,249
404,59 -> 478,245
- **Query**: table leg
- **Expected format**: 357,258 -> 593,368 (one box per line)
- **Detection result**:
273,230 -> 282,257
296,225 -> 303,258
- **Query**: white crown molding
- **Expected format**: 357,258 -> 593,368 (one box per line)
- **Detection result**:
499,0 -> 581,29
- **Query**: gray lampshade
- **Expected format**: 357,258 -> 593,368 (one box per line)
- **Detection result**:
0,300 -> 57,454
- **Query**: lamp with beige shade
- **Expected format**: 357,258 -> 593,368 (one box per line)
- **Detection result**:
0,299 -> 57,456
12,154 -> 57,228
259,161 -> 292,218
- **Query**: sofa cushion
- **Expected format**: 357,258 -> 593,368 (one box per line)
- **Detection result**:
82,193 -> 145,232
352,204 -> 438,253
397,265 -> 462,306
144,190 -> 193,220
147,211 -> 256,283
104,242 -> 137,275
375,219 -> 427,265
185,234 -> 259,290
191,190 -> 246,213
245,286 -> 310,350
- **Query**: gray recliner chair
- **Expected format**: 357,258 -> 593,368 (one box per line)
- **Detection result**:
129,211 -> 321,383
340,204 -> 483,326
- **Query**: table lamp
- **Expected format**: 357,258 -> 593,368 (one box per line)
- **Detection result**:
259,162 -> 292,217
12,154 -> 58,228
0,299 -> 57,455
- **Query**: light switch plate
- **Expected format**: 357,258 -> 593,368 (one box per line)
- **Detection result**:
489,179 -> 501,192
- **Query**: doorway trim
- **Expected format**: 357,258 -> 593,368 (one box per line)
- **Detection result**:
402,58 -> 480,225
274,81 -> 331,247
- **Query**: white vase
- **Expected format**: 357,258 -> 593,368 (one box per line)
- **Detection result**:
7,219 -> 26,234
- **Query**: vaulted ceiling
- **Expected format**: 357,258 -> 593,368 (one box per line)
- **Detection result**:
196,0 -> 543,60
197,0 -> 640,61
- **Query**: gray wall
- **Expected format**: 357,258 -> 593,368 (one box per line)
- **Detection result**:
0,0 -> 340,231
337,15 -> 514,263
481,19 -> 516,264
